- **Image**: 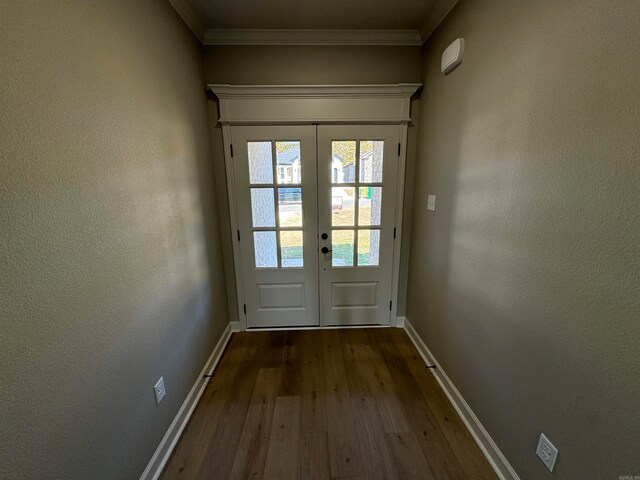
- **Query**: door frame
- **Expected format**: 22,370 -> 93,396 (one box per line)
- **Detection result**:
209,84 -> 422,330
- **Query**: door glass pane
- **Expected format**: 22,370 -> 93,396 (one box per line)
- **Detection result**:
276,141 -> 301,184
331,186 -> 355,226
248,141 -> 273,184
331,141 -> 356,183
278,188 -> 302,227
280,230 -> 303,268
250,188 -> 276,227
254,231 -> 278,268
358,187 -> 382,226
357,229 -> 380,266
332,230 -> 354,267
359,141 -> 384,183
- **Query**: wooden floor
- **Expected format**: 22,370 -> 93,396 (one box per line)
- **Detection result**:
161,328 -> 497,480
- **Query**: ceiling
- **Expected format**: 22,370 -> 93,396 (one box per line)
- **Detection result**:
169,0 -> 458,45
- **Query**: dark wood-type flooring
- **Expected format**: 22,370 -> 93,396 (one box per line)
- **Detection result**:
161,328 -> 497,480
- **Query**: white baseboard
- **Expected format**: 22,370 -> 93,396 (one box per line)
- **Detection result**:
240,324 -> 390,332
403,318 -> 520,480
139,322 -> 234,480
234,320 -> 404,332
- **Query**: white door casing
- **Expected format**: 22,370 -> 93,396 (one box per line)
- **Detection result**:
211,84 -> 421,330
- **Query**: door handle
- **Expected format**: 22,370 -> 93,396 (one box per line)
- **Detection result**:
321,246 -> 332,254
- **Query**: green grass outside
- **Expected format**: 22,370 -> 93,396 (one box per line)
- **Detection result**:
281,244 -> 372,266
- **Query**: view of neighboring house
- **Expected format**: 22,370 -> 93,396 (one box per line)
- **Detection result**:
278,144 -> 376,186
276,144 -> 302,183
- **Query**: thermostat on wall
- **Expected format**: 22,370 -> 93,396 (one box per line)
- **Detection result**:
441,38 -> 465,74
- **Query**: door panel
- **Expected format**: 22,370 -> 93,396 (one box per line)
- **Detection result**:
318,125 -> 400,326
231,126 -> 318,328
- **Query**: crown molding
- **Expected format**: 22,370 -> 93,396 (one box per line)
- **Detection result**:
201,29 -> 423,46
168,0 -> 205,42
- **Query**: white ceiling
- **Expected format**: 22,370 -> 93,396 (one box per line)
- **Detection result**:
169,0 -> 458,44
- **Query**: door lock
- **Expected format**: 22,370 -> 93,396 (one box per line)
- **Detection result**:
321,233 -> 328,240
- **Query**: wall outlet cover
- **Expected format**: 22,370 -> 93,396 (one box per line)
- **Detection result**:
154,377 -> 166,405
536,433 -> 558,472
427,194 -> 437,211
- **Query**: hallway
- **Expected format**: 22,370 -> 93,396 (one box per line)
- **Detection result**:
3,1 -> 638,478
161,328 -> 496,479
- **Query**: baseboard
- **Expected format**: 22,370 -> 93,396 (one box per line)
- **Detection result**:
139,322 -> 234,480
403,318 -> 521,480
242,324 -> 391,331
235,319 -> 405,332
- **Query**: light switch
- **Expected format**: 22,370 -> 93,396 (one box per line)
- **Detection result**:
427,195 -> 436,211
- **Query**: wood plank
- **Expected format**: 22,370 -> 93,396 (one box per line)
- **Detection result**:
299,331 -> 328,433
388,328 -> 498,480
386,432 -> 432,480
257,330 -> 287,368
349,330 -> 411,434
351,396 -> 399,480
279,331 -> 302,396
298,431 -> 331,480
372,329 -> 468,480
340,329 -> 373,397
263,396 -> 301,480
322,330 -> 364,478
229,368 -> 282,480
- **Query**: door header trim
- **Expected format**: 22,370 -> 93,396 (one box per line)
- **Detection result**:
208,84 -> 422,125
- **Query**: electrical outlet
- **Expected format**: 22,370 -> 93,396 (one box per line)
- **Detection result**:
154,377 -> 166,405
427,194 -> 437,211
536,433 -> 558,472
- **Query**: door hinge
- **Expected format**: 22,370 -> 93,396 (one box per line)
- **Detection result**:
397,143 -> 401,156
230,144 -> 234,157
393,227 -> 396,239
243,304 -> 247,315
389,300 -> 393,311
237,230 -> 240,241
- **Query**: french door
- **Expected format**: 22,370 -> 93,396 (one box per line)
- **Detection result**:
232,126 -> 318,328
317,125 -> 399,326
231,125 -> 400,328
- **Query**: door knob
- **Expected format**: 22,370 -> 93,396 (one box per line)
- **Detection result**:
321,246 -> 332,254
321,233 -> 328,240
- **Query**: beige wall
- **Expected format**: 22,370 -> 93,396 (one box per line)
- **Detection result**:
407,0 -> 640,478
204,45 -> 422,85
0,1 -> 228,478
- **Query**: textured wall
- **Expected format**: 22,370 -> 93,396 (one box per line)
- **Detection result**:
0,1 -> 228,478
407,0 -> 640,478
203,45 -> 422,85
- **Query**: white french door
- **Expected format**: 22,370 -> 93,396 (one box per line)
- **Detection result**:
231,125 -> 400,328
317,125 -> 399,326
232,126 -> 318,328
